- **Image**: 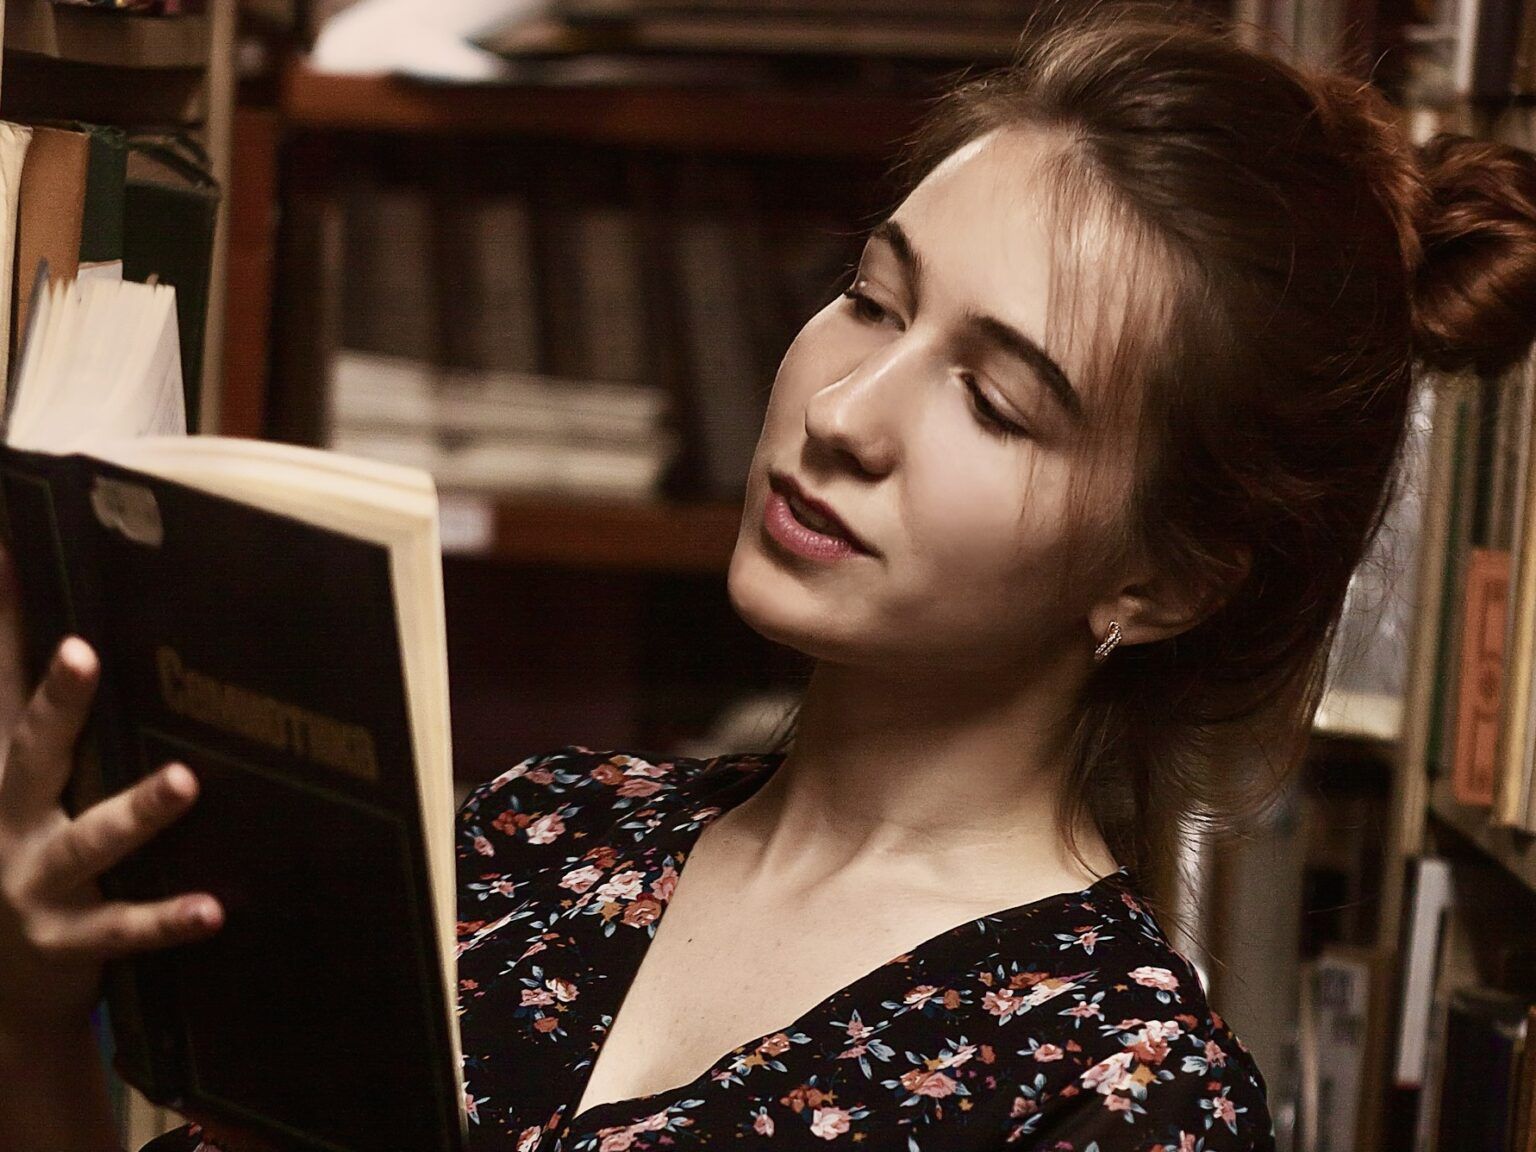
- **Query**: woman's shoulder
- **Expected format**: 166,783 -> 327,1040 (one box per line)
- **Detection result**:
980,871 -> 1275,1149
454,744 -> 772,857
453,745 -> 776,916
452,744 -> 778,964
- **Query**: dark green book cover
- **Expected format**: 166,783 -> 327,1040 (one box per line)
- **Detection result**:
80,124 -> 127,265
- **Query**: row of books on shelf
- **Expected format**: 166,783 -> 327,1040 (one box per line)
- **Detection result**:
1390,857 -> 1536,1152
0,117 -> 219,428
1410,346 -> 1536,837
1241,0 -> 1536,102
324,152 -> 864,503
1288,851 -> 1536,1152
43,0 -> 200,14
1346,0 -> 1536,105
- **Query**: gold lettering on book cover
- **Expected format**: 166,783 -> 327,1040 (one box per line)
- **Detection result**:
155,646 -> 380,782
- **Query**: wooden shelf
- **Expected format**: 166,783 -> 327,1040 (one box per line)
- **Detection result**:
280,63 -> 925,156
438,492 -> 743,573
4,0 -> 209,68
1313,687 -> 1402,745
1427,775 -> 1536,896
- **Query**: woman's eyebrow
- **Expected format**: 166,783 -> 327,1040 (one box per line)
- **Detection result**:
869,218 -> 925,293
868,218 -> 1085,424
961,311 -> 1085,424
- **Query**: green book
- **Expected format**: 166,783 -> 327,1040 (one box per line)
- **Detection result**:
79,124 -> 127,265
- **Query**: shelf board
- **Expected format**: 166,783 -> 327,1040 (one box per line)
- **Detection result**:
280,63 -> 924,156
1313,688 -> 1402,746
1427,775 -> 1536,895
438,491 -> 742,573
4,0 -> 209,68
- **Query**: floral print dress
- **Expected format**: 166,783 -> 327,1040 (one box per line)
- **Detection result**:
143,745 -> 1274,1152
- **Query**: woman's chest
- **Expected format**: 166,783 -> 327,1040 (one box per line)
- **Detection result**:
457,857 -> 1097,1152
570,879 -> 953,1120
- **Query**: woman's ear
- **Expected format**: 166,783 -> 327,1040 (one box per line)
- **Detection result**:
1088,545 -> 1252,649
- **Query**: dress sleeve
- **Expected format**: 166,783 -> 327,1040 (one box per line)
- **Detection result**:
453,745 -> 697,947
1007,1014 -> 1275,1151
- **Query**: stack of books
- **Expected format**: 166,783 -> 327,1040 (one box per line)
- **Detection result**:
327,350 -> 678,500
329,157 -> 859,505
0,121 -> 219,429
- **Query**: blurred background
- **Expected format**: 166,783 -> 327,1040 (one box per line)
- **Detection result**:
9,0 -> 1536,1147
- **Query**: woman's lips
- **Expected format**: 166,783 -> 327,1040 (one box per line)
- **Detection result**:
763,489 -> 868,561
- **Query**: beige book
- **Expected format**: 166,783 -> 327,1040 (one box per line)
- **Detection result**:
1496,348 -> 1536,827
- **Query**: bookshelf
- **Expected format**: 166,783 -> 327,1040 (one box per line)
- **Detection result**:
281,62 -> 925,155
5,0 -> 212,68
0,0 -> 238,1144
0,0 -> 237,429
1428,778 -> 1536,895
439,492 -> 742,573
1364,204 -> 1536,1152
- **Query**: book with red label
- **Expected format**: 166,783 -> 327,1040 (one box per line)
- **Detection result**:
1451,546 -> 1512,806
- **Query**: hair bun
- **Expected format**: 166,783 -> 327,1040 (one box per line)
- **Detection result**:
1412,133 -> 1536,374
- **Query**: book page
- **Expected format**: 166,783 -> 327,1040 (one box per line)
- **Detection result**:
5,277 -> 184,451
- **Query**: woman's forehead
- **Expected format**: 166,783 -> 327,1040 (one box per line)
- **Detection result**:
887,127 -> 1139,387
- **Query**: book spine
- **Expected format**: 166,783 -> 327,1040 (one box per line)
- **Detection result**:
1450,546 -> 1510,806
0,447 -> 180,1108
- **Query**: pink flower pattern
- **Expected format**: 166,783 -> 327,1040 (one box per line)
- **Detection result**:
143,747 -> 1272,1152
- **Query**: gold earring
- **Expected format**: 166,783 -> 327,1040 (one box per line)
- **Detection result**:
1092,620 -> 1122,663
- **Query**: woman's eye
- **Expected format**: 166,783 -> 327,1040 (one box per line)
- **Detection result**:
840,285 -> 894,327
962,373 -> 1031,440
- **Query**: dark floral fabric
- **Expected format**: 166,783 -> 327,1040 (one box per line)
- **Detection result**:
143,745 -> 1274,1152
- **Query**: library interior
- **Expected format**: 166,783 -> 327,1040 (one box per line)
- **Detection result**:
0,0 -> 1534,1149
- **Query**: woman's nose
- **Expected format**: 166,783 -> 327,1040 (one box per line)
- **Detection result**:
802,342 -> 917,477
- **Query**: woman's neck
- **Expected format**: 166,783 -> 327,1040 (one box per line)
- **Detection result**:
715,658 -> 1121,907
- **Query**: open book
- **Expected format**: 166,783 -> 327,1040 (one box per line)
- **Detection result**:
0,273 -> 466,1152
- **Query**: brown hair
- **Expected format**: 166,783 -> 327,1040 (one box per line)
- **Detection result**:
765,2 -> 1536,903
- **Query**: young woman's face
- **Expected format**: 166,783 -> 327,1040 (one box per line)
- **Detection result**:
727,127 -> 1128,675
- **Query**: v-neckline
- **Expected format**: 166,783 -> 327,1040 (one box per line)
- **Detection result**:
559,752 -> 1131,1138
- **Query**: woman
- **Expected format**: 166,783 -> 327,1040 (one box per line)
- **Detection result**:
5,3 -> 1536,1149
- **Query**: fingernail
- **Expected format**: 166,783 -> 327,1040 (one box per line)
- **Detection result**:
187,898 -> 220,928
56,636 -> 96,677
161,763 -> 193,799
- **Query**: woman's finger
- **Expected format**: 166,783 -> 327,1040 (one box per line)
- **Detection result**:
29,763 -> 199,896
29,891 -> 223,962
0,637 -> 97,823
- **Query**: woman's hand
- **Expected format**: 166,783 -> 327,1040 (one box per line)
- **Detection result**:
0,548 -> 224,1043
